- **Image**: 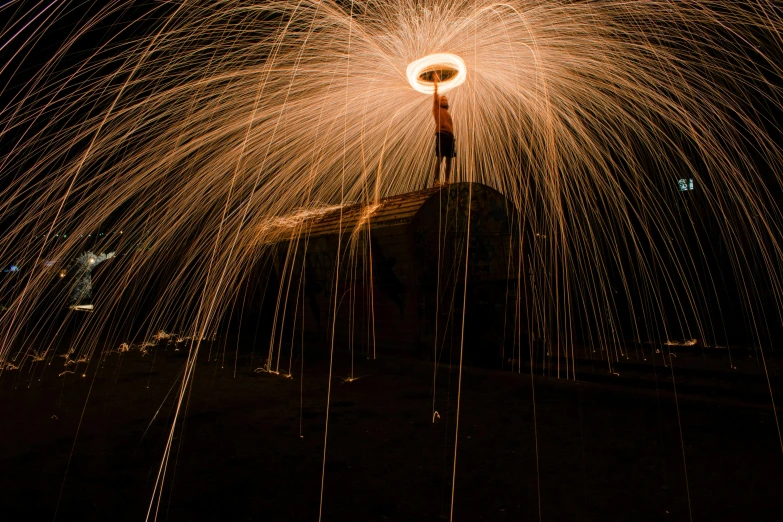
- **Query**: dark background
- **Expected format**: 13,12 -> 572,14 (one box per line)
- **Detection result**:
2,2 -> 783,521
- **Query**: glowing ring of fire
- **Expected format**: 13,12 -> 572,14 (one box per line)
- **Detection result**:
406,53 -> 466,94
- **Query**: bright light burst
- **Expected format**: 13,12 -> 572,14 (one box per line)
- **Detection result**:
0,0 -> 781,378
406,52 -> 467,94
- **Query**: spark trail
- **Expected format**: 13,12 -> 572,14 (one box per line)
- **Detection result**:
1,0 -> 783,495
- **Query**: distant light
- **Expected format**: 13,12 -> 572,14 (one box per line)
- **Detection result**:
678,178 -> 695,191
407,53 -> 467,94
9,265 -> 19,272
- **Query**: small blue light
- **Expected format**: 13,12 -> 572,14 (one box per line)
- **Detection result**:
678,178 -> 695,191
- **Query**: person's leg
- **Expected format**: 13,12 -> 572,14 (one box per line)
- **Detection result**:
433,155 -> 442,186
444,156 -> 452,184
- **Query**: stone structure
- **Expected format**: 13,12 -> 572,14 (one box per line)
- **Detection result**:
270,182 -> 526,365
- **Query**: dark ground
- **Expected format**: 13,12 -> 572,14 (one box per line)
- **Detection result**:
1,341 -> 782,522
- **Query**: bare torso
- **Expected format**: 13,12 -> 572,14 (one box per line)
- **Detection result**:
433,102 -> 454,135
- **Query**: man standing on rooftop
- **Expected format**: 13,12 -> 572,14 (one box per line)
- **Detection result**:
432,73 -> 455,186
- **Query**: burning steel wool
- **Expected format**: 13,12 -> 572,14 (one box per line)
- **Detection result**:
0,0 -> 780,366
407,52 -> 467,94
1,1 -> 783,518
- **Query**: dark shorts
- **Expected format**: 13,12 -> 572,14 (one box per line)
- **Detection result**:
435,132 -> 456,158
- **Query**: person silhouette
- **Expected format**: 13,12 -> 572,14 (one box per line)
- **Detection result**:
432,74 -> 455,186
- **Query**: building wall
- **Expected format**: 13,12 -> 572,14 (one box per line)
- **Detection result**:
269,183 -> 525,363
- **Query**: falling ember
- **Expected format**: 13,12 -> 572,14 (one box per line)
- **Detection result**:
406,53 -> 467,94
0,2 -> 782,517
1,1 -> 782,373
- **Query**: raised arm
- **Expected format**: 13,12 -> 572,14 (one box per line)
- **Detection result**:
432,72 -> 440,112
